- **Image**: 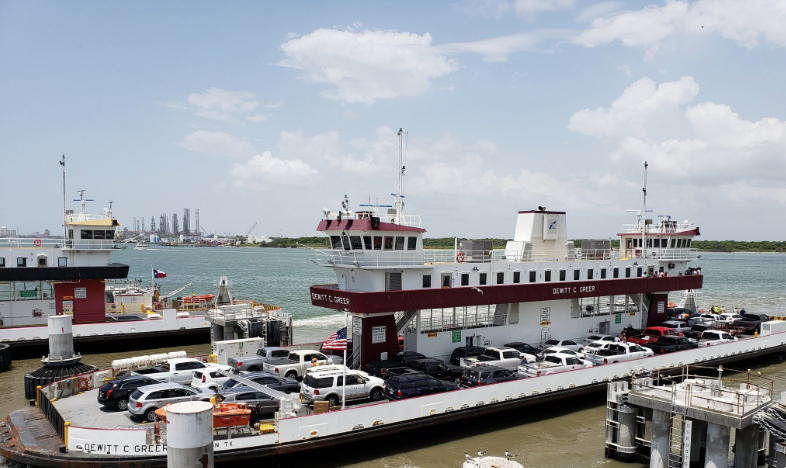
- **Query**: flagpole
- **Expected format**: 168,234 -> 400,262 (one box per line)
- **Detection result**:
342,312 -> 348,409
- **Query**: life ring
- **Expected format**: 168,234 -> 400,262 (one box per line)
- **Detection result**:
456,252 -> 465,263
78,377 -> 90,391
33,239 -> 42,247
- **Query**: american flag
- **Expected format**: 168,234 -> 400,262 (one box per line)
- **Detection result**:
322,327 -> 347,351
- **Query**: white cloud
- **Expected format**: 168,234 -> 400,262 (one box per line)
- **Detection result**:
440,29 -> 576,62
575,1 -> 625,23
230,152 -> 319,191
264,103 -> 283,109
278,29 -> 459,104
458,0 -> 576,19
186,88 -> 259,121
619,64 -> 632,77
177,130 -> 256,158
246,114 -> 270,123
568,76 -> 699,140
570,76 -> 786,200
575,0 -> 786,59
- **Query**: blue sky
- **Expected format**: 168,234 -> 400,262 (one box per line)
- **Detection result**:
2,0 -> 785,240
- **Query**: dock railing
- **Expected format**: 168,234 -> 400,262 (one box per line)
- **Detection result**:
37,387 -> 66,441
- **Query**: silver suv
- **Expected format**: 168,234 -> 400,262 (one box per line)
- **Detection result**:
128,382 -> 212,422
301,369 -> 386,406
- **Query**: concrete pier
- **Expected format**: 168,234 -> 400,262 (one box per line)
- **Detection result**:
705,423 -> 730,468
650,409 -> 670,468
166,401 -> 214,468
689,419 -> 707,464
734,423 -> 759,467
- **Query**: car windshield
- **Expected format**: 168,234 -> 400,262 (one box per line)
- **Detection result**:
544,356 -> 562,364
545,340 -> 560,346
587,335 -> 601,341
287,353 -> 299,361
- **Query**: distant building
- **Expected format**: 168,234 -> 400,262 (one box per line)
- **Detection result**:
0,226 -> 17,237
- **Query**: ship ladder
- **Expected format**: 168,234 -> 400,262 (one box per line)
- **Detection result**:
395,310 -> 418,334
666,378 -> 690,468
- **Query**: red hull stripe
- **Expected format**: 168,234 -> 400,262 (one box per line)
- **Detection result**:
310,276 -> 703,314
316,219 -> 426,233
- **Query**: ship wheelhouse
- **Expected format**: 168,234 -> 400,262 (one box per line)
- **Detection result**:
311,205 -> 703,369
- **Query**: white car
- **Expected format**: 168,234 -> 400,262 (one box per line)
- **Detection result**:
541,339 -> 583,352
539,346 -> 584,360
582,341 -> 614,355
718,313 -> 744,326
301,369 -> 386,406
697,330 -> 738,347
520,352 -> 593,377
581,335 -> 619,346
191,369 -> 234,392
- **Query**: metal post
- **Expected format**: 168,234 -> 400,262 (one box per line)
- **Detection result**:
650,409 -> 670,468
617,403 -> 637,459
60,155 -> 67,242
342,312 -> 347,409
734,424 -> 759,468
166,401 -> 214,468
704,423 -> 730,468
47,315 -> 74,361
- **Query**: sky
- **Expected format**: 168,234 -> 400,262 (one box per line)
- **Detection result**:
1,0 -> 785,241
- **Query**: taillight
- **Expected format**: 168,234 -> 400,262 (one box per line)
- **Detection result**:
381,369 -> 385,375
604,358 -> 608,364
106,389 -> 113,398
397,390 -> 402,397
202,375 -> 206,383
660,349 -> 665,354
314,390 -> 320,395
274,368 -> 279,373
536,371 -> 541,376
136,402 -> 142,408
236,361 -> 242,367
478,381 -> 482,386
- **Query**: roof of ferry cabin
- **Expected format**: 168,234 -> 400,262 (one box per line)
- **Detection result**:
67,219 -> 121,227
616,227 -> 700,237
316,219 -> 425,233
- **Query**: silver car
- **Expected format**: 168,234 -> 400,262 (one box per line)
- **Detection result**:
128,382 -> 212,422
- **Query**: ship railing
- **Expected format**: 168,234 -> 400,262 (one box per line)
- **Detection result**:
0,237 -> 65,248
349,212 -> 423,228
618,222 -> 696,234
65,213 -> 111,222
619,248 -> 700,260
38,389 -> 66,441
63,239 -> 122,250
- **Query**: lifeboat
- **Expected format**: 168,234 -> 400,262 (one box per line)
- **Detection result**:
181,294 -> 215,304
667,302 -> 677,308
154,403 -> 252,427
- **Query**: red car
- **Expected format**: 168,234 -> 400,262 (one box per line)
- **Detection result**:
628,326 -> 683,345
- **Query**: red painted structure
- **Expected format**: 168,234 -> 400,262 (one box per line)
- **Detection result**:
54,280 -> 106,323
316,219 -> 426,233
310,275 -> 703,315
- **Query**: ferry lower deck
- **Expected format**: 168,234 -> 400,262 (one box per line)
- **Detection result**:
4,330 -> 786,468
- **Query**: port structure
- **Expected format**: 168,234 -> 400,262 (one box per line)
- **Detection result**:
605,365 -> 773,468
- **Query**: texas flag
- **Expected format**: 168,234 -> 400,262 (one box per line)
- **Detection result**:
153,269 -> 167,279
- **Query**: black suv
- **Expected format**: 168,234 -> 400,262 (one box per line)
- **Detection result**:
449,346 -> 486,366
98,375 -> 160,410
460,364 -> 518,387
504,342 -> 540,355
385,373 -> 459,399
409,359 -> 464,384
222,371 -> 300,394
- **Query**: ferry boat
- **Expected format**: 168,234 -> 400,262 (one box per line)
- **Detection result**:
3,148 -> 786,468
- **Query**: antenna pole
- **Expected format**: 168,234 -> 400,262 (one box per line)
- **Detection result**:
396,128 -> 403,225
60,155 -> 67,242
642,161 -> 648,259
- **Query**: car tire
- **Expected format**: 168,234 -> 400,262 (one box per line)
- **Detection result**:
285,371 -> 298,380
327,395 -> 340,407
210,386 -> 218,393
369,388 -> 383,401
145,408 -> 158,422
115,398 -> 129,411
248,366 -> 260,372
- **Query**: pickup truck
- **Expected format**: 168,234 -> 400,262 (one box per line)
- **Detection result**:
735,313 -> 771,334
696,330 -> 737,347
228,347 -> 289,372
584,342 -> 653,365
661,320 -> 692,334
582,341 -> 613,355
132,358 -> 232,385
262,350 -> 334,380
460,347 -> 533,371
365,351 -> 427,377
641,335 -> 698,354
628,327 -> 682,346
519,353 -> 593,377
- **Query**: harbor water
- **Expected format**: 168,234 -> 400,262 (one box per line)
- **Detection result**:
1,248 -> 785,468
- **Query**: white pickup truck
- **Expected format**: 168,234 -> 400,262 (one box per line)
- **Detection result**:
696,330 -> 738,347
519,352 -> 593,377
584,342 -> 653,365
132,358 -> 232,385
460,347 -> 533,371
262,350 -> 334,380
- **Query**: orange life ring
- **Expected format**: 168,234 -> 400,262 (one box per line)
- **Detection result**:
33,239 -> 42,247
456,252 -> 465,263
78,377 -> 90,391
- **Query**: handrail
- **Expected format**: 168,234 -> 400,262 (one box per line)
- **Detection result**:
38,388 -> 66,441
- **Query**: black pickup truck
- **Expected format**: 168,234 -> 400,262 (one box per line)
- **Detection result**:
683,324 -> 713,339
641,335 -> 698,354
735,314 -> 771,334
365,351 -> 427,377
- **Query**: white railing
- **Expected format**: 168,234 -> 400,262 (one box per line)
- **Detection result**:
0,237 -> 65,247
316,247 -> 699,267
65,239 -> 121,250
618,222 -> 697,234
66,213 -> 110,222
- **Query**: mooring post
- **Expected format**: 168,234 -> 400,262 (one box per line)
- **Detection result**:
166,401 -> 214,468
734,424 -> 759,468
705,422 -> 730,468
650,409 -> 670,468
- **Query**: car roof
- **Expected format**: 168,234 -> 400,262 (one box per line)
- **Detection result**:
413,358 -> 444,364
543,346 -> 572,352
239,371 -> 278,378
137,382 -> 184,393
112,375 -> 156,384
389,372 -> 433,382
166,358 -> 202,364
469,364 -> 507,371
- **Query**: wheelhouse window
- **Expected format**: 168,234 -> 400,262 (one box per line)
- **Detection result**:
373,236 -> 382,250
613,267 -> 619,279
384,237 -> 394,250
80,230 -> 93,239
395,236 -> 405,250
529,271 -> 536,283
350,236 -> 362,250
422,275 -> 431,288
544,270 -> 552,282
637,267 -> 643,277
67,229 -> 73,239
573,269 -> 580,281
686,239 -> 692,247
587,269 -> 594,280
363,236 -> 372,250
93,230 -> 106,239
331,236 -> 342,249
625,267 -> 631,278
342,236 -> 351,250
106,230 -> 115,239
559,269 -> 566,281
17,257 -> 26,267
58,257 -> 67,267
479,273 -> 487,285
513,271 -> 521,283
461,273 -> 469,286
407,237 -> 417,250
496,272 -> 504,284
601,268 -> 607,279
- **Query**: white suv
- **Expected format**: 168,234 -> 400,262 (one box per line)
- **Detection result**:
301,369 -> 386,406
191,369 -> 233,392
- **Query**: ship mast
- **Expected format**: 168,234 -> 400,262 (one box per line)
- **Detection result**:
642,161 -> 648,259
60,155 -> 66,242
395,128 -> 405,225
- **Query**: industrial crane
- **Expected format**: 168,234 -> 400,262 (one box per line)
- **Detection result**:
243,222 -> 258,242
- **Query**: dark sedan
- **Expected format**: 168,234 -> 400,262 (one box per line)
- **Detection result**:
384,373 -> 459,400
218,386 -> 280,419
459,364 -> 519,387
98,375 -> 160,411
408,359 -> 464,384
504,342 -> 541,355
221,371 -> 300,394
